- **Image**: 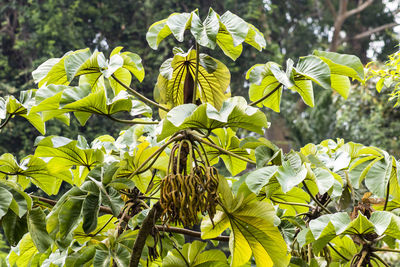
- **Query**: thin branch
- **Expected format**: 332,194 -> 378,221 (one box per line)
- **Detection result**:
349,22 -> 399,40
111,74 -> 169,112
155,225 -> 229,242
0,114 -> 12,130
249,84 -> 281,107
328,243 -> 350,261
302,182 -> 332,214
193,43 -> 200,103
30,195 -> 230,242
194,136 -> 256,164
344,0 -> 374,19
129,202 -> 163,267
325,0 -> 337,18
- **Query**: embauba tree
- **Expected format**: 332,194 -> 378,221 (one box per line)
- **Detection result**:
0,7 -> 399,267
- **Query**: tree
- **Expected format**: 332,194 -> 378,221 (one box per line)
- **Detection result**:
0,7 -> 400,267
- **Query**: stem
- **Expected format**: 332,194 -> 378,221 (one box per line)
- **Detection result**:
107,115 -> 159,125
371,253 -> 390,267
129,135 -> 181,179
111,74 -> 169,112
302,182 -> 331,214
373,247 -> 400,253
0,114 -> 12,129
356,250 -> 367,267
383,180 -> 390,211
30,195 -> 113,214
129,202 -> 163,267
249,84 -> 281,106
271,199 -> 315,209
172,242 -> 190,267
194,136 -> 256,165
90,215 -> 114,237
328,243 -> 350,261
193,43 -> 200,104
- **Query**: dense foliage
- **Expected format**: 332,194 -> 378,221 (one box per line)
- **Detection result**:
1,6 -> 400,267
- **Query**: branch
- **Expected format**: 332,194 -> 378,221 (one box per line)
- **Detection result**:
349,22 -> 399,40
111,74 -> 169,112
155,225 -> 229,242
325,0 -> 337,18
194,136 -> 256,165
344,0 -> 374,19
130,202 -> 163,267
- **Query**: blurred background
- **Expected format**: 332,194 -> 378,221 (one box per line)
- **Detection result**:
0,0 -> 399,157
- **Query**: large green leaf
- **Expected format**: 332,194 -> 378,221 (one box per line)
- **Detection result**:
308,211 -> 400,253
0,187 -> 13,219
288,56 -> 331,107
246,62 -> 293,112
117,141 -> 168,193
34,136 -> 104,186
349,147 -> 397,197
1,210 -> 28,246
201,180 -> 289,267
7,233 -> 38,267
33,84 -> 152,126
146,8 -> 265,59
0,181 -> 32,217
157,97 -> 269,141
155,49 -> 230,111
204,128 -> 253,176
5,94 -> 45,134
162,241 -> 228,267
0,153 -> 63,194
246,166 -> 279,194
33,47 -> 145,94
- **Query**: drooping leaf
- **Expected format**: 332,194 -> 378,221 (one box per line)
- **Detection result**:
313,50 -> 364,98
27,207 -> 52,252
162,241 -> 228,267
